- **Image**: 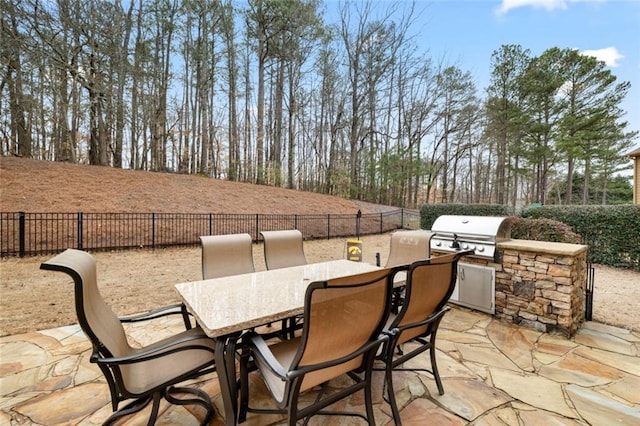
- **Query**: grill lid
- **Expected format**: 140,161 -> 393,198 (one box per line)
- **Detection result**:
431,215 -> 511,241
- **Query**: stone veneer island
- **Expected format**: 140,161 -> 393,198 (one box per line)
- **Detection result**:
439,239 -> 588,337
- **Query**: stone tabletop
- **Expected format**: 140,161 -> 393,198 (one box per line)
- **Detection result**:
175,259 -> 381,338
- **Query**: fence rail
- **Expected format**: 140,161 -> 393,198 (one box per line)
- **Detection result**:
1,209 -> 420,257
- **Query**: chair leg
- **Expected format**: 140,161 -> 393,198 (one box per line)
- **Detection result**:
364,368 -> 376,426
287,392 -> 299,426
385,359 -> 402,426
147,391 -> 162,426
165,386 -> 214,426
180,304 -> 193,329
239,347 -> 251,423
430,345 -> 445,395
103,395 -> 153,426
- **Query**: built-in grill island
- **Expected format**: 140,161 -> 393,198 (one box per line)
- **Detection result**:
430,215 -> 511,315
429,215 -> 588,337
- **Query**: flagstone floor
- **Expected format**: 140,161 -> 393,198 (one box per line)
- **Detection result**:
1,307 -> 639,425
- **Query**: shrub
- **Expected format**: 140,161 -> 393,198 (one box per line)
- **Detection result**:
509,217 -> 582,244
521,204 -> 640,270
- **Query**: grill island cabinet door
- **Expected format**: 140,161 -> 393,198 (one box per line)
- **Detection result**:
450,263 -> 495,314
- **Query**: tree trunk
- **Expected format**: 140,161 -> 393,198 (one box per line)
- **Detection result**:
4,14 -> 32,158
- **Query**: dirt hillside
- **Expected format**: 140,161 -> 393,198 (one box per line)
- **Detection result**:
0,156 -> 364,214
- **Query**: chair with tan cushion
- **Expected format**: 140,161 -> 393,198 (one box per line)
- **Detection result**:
40,249 -> 216,426
379,250 -> 470,425
200,233 -> 255,279
260,229 -> 307,270
238,268 -> 394,425
260,229 -> 308,337
379,229 -> 434,313
380,229 -> 434,267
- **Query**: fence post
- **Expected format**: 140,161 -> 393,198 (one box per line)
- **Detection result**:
152,213 -> 156,249
379,213 -> 383,234
77,212 -> 83,250
19,212 -> 25,257
356,209 -> 361,239
586,263 -> 594,321
209,213 -> 213,235
327,214 -> 330,239
400,208 -> 404,229
255,214 -> 259,241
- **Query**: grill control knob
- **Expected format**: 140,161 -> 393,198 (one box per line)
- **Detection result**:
435,241 -> 442,247
462,244 -> 469,249
477,246 -> 485,252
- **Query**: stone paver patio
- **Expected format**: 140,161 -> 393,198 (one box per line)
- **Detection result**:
1,307 -> 639,425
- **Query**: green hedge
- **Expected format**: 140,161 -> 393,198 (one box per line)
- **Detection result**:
521,205 -> 640,270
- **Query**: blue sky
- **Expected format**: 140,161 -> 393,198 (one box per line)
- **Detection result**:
327,0 -> 640,152
419,0 -> 640,151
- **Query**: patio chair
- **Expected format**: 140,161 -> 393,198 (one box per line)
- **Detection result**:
379,251 -> 469,426
238,268 -> 394,425
40,249 -> 216,426
260,229 -> 307,270
200,233 -> 255,279
378,229 -> 434,268
260,229 -> 308,337
377,229 -> 434,314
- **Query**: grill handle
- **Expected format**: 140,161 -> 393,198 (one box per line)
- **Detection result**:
451,233 -> 461,249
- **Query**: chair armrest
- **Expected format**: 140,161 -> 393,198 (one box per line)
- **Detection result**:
395,306 -> 450,335
455,249 -> 475,259
120,303 -> 191,323
246,333 -> 289,379
389,264 -> 410,282
289,334 -> 389,380
94,331 -> 215,366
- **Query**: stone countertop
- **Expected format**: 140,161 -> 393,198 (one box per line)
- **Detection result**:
498,239 -> 588,256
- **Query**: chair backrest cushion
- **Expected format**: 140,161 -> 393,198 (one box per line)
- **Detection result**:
200,233 -> 255,279
40,249 -> 131,358
261,229 -> 307,270
393,253 -> 459,344
293,268 -> 392,392
384,230 -> 433,268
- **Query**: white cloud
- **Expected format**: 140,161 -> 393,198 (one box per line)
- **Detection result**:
496,0 -> 568,16
581,47 -> 624,67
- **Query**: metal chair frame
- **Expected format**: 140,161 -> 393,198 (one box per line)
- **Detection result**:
379,250 -> 472,425
238,268 -> 395,425
378,229 -> 435,315
41,249 -> 216,426
261,229 -> 308,338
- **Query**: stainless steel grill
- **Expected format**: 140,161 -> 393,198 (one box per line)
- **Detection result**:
429,215 -> 511,260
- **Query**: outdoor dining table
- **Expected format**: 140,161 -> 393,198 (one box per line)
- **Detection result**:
174,259 -> 382,426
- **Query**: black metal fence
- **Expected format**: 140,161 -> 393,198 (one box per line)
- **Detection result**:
0,209 -> 421,257
585,263 -> 595,321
